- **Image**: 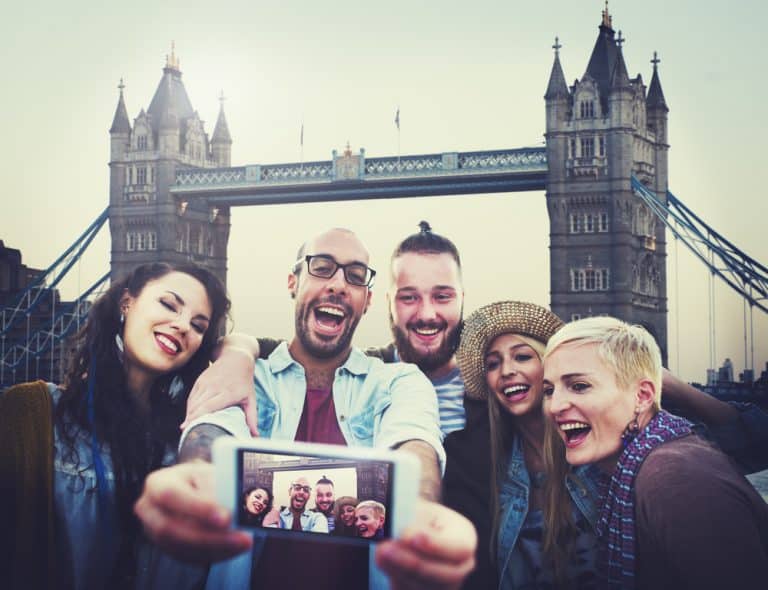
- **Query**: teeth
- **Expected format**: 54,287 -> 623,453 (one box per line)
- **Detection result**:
415,327 -> 439,335
156,334 -> 179,352
560,422 -> 590,431
503,385 -> 528,395
317,306 -> 344,318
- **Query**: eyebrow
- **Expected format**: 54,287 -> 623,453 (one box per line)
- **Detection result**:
485,342 -> 533,358
165,291 -> 211,323
313,253 -> 368,267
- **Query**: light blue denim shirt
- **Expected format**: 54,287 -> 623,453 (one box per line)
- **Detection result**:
49,383 -> 205,590
191,342 -> 445,590
497,435 -> 602,590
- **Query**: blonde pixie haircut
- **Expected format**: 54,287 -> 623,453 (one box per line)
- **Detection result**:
355,500 -> 386,518
544,316 -> 663,410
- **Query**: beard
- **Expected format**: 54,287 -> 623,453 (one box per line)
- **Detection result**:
389,312 -> 462,374
295,295 -> 360,359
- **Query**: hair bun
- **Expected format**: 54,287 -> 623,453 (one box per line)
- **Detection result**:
418,220 -> 432,234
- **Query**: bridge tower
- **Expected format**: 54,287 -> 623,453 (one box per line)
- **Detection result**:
108,46 -> 231,285
544,7 -> 670,359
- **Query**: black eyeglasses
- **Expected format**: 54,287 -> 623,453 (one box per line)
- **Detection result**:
291,483 -> 312,493
295,254 -> 376,288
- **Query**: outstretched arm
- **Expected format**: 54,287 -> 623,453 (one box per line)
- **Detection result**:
136,423 -> 252,563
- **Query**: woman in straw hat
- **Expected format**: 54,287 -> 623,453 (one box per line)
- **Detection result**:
542,316 -> 768,588
452,301 -> 601,589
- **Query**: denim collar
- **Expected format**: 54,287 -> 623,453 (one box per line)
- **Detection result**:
268,341 -> 371,377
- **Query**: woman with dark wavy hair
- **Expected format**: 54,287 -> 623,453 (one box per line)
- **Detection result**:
241,486 -> 274,527
1,261 -> 229,590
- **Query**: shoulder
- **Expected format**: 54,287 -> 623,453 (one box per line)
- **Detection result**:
1,380 -> 56,416
637,435 -> 731,487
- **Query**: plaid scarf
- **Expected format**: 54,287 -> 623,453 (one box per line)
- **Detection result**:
596,410 -> 693,589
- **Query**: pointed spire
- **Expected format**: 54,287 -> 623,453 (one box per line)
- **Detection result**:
545,37 -> 569,100
610,31 -> 631,88
110,78 -> 131,133
165,41 -> 181,72
646,51 -> 669,111
602,0 -> 612,29
211,90 -> 232,144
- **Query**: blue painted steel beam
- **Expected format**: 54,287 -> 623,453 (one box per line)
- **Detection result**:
174,172 -> 548,206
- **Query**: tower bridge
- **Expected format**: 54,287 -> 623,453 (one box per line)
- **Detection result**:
4,7 -> 766,387
108,8 -> 671,356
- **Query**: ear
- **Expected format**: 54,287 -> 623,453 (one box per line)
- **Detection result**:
287,272 -> 298,300
118,289 -> 132,314
635,378 -> 657,413
363,288 -> 373,315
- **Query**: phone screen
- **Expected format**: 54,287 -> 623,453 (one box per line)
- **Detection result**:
236,448 -> 395,544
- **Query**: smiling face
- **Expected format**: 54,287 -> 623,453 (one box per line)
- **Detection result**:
355,507 -> 384,538
289,229 -> 372,361
389,252 -> 463,376
289,477 -> 311,511
340,504 -> 356,527
484,333 -> 545,418
120,271 -> 212,393
542,341 -> 641,471
246,488 -> 270,515
314,483 -> 334,514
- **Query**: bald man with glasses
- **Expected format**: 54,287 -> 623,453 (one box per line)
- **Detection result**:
136,227 -> 475,590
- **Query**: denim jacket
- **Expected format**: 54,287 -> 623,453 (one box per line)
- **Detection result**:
497,435 -> 602,590
49,384 -> 205,590
196,343 -> 445,590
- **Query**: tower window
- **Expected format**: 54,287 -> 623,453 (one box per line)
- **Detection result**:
598,136 -> 605,156
569,138 -> 577,158
580,100 -> 595,119
137,135 -> 148,150
598,212 -> 609,232
569,213 -> 581,233
126,232 -> 136,251
147,231 -> 157,251
585,214 -> 595,233
136,166 -> 147,185
570,267 -> 609,292
580,137 -> 594,158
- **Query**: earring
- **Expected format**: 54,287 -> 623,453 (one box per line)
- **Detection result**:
168,375 -> 185,400
621,409 -> 641,448
115,310 -> 125,363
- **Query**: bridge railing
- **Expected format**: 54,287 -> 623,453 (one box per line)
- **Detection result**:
174,147 -> 548,189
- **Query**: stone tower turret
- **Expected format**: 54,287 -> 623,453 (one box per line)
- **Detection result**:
544,6 -> 669,360
108,45 -> 231,285
211,92 -> 233,167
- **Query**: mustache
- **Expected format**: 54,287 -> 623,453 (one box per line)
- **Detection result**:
406,320 -> 447,331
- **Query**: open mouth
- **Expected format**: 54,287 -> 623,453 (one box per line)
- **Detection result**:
559,421 -> 592,446
409,323 -> 445,343
313,305 -> 346,333
502,384 -> 530,401
155,333 -> 180,355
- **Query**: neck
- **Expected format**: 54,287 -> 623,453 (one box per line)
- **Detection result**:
422,356 -> 457,381
514,410 -> 546,456
124,363 -> 155,416
288,338 -> 352,369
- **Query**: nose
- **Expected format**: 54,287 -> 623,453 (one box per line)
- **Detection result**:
325,266 -> 347,292
500,356 -> 517,376
417,299 -> 437,322
546,387 -> 570,415
169,313 -> 191,334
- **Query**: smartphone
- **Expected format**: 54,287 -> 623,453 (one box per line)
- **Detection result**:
213,437 -> 420,545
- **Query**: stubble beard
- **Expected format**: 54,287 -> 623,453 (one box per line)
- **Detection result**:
295,296 -> 360,359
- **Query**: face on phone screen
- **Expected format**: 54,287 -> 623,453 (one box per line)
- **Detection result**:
237,449 -> 394,544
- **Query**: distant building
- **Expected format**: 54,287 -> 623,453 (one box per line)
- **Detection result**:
0,241 -> 73,388
108,45 -> 231,284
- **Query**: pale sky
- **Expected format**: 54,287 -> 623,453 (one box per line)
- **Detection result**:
1,0 -> 766,384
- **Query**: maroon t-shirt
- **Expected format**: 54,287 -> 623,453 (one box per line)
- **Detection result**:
293,388 -> 347,446
254,387 -> 368,590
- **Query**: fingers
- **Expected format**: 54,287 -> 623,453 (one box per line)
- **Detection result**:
376,535 -> 475,590
182,391 -> 231,430
135,463 -> 252,563
376,501 -> 477,590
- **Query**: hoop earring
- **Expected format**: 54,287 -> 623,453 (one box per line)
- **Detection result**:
621,410 -> 640,448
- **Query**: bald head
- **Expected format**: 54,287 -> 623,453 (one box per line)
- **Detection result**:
295,228 -> 370,269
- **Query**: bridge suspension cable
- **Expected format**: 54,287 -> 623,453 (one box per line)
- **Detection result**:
0,207 -> 109,338
631,176 -> 768,314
